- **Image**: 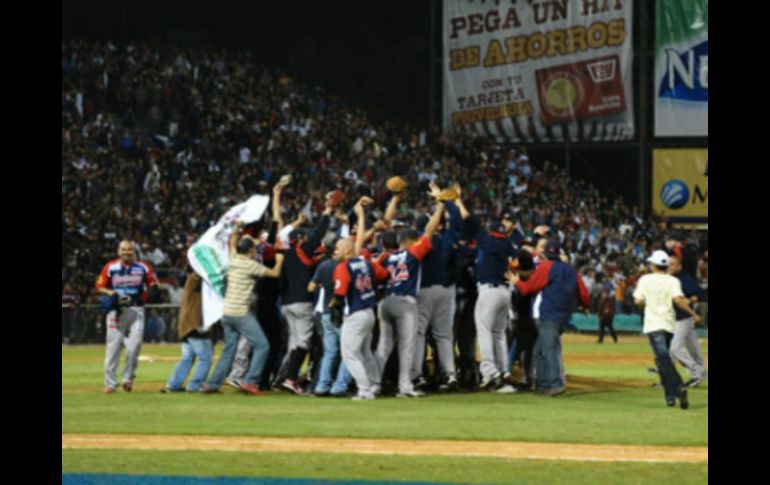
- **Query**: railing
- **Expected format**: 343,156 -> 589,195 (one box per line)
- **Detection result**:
61,304 -> 180,344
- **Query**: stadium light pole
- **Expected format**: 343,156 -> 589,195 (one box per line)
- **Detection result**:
637,0 -> 649,213
429,0 -> 436,133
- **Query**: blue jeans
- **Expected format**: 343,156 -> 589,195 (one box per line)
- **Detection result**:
533,319 -> 566,391
648,330 -> 684,401
315,313 -> 352,394
166,336 -> 213,391
207,313 -> 270,389
507,338 -> 518,374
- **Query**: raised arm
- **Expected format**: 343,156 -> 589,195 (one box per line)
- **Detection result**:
229,221 -> 243,255
301,203 -> 333,256
261,253 -> 285,278
272,184 -> 285,230
423,202 -> 446,240
452,184 -> 472,220
383,193 -> 401,229
353,196 -> 374,256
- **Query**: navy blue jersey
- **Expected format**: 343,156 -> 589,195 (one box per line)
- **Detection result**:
672,271 -> 705,320
96,259 -> 159,306
421,201 -> 463,287
334,256 -> 388,316
466,217 -> 518,285
311,257 -> 337,315
377,235 -> 432,297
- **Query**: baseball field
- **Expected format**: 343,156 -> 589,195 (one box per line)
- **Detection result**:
62,334 -> 708,484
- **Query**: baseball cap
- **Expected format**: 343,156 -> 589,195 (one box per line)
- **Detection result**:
288,229 -> 307,245
646,250 -> 669,267
544,240 -> 561,260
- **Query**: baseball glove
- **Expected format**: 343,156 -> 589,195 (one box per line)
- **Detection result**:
326,190 -> 346,208
386,176 -> 408,194
437,187 -> 460,202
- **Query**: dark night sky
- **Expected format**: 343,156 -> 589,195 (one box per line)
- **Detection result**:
61,0 -> 435,125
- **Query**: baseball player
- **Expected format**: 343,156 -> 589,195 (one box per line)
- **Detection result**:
412,183 -> 470,391
95,240 -> 160,393
466,212 -> 520,392
667,253 -> 707,387
374,192 -> 445,398
331,198 -> 388,400
276,193 -> 337,394
308,234 -> 353,396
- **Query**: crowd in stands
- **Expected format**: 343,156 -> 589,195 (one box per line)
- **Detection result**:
62,40 -> 708,341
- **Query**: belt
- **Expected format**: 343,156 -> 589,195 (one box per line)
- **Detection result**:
478,283 -> 506,289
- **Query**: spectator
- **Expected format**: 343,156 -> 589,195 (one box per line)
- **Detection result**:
597,290 -> 617,344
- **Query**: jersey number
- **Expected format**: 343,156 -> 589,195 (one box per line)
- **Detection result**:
355,273 -> 373,293
387,262 -> 409,283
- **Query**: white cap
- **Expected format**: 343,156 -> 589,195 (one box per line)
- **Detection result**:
646,250 -> 669,267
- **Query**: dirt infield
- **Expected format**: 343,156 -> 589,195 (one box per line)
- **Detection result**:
62,433 -> 707,464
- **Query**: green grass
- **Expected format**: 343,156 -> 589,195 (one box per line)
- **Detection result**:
62,337 -> 708,447
62,336 -> 708,483
62,449 -> 708,485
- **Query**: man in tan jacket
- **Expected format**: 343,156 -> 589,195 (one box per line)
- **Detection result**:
162,270 -> 213,393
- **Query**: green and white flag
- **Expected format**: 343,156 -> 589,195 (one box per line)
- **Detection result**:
187,195 -> 270,330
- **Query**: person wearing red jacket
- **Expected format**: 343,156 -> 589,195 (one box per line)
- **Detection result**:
506,240 -> 589,396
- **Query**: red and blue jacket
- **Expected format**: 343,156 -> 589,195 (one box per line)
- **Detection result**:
95,259 -> 159,306
376,235 -> 432,297
515,259 -> 590,324
334,256 -> 388,316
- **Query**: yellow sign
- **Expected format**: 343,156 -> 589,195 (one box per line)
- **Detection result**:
652,149 -> 708,223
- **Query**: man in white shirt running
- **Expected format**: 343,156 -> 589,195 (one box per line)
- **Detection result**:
633,250 -> 701,409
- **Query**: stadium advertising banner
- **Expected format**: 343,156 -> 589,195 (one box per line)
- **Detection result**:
654,0 -> 708,137
442,0 -> 634,142
652,149 -> 708,225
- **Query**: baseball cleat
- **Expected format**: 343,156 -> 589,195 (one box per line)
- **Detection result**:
678,386 -> 689,410
280,379 -> 305,395
122,381 -> 133,392
495,384 -> 517,394
225,377 -> 243,390
104,386 -> 117,394
413,376 -> 427,390
481,375 -> 502,391
239,383 -> 264,396
396,390 -> 425,398
685,377 -> 702,388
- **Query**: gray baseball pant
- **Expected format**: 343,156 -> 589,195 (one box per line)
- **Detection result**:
281,302 -> 315,351
226,335 -> 251,381
670,317 -> 707,380
376,295 -> 418,394
104,307 -> 145,389
474,285 -> 511,381
341,308 -> 378,397
414,285 -> 457,380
